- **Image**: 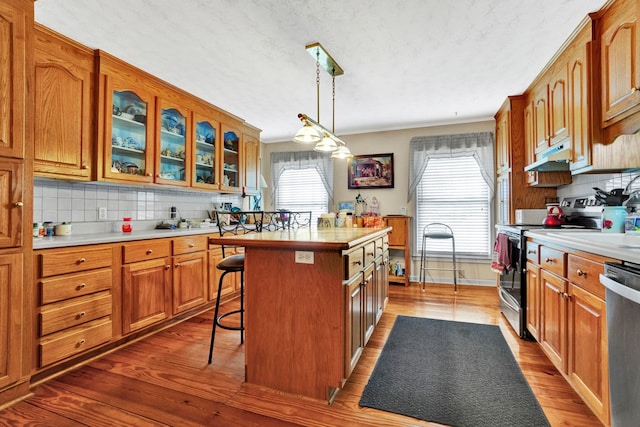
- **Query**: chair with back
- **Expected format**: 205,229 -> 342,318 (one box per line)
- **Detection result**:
208,210 -> 263,363
419,222 -> 458,293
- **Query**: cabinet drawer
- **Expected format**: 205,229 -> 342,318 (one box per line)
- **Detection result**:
39,318 -> 112,367
40,292 -> 112,336
374,236 -> 388,257
39,268 -> 111,305
39,246 -> 113,277
173,235 -> 207,255
567,254 -> 606,300
364,242 -> 376,266
344,247 -> 364,280
540,246 -> 566,277
526,241 -> 540,264
123,240 -> 170,263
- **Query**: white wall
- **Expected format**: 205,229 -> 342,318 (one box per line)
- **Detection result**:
261,120 -> 497,286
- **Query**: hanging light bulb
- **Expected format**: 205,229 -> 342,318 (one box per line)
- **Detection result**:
331,145 -> 352,159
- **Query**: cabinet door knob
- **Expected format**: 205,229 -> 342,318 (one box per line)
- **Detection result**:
165,265 -> 171,270
146,249 -> 153,255
78,258 -> 86,263
175,263 -> 181,268
14,201 -> 24,207
576,269 -> 585,277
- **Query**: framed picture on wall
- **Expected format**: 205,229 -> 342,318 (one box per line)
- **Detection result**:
347,153 -> 394,189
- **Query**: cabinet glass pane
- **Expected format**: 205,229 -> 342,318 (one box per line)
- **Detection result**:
159,108 -> 187,182
194,121 -> 216,185
111,90 -> 148,176
223,130 -> 240,187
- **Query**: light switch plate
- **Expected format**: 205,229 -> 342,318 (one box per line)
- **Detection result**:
295,251 -> 314,264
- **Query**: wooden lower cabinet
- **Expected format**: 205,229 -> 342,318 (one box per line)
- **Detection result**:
122,257 -> 171,334
172,251 -> 207,314
346,272 -> 364,377
525,262 -> 541,340
532,239 -> 612,425
34,245 -> 114,368
0,252 -> 22,389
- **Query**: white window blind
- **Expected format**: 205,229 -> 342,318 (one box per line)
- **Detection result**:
415,156 -> 491,258
275,168 -> 328,224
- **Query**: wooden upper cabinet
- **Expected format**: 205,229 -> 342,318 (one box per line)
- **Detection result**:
34,25 -> 94,180
155,95 -> 191,187
549,63 -> 569,146
600,0 -> 640,126
219,121 -> 242,193
568,24 -> 594,172
533,84 -> 550,155
0,159 -> 23,249
97,52 -> 156,184
242,127 -> 261,196
0,0 -> 30,159
495,107 -> 510,175
192,106 -> 221,190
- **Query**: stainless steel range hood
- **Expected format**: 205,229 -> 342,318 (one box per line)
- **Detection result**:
524,144 -> 571,172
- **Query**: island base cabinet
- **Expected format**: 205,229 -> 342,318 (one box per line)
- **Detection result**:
346,273 -> 364,377
244,247 -> 346,402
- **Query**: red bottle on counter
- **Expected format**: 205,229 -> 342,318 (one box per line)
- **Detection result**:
122,217 -> 133,233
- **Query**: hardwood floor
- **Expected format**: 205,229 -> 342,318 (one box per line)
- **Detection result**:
0,283 -> 603,426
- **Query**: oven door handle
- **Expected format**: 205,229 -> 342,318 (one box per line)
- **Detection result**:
600,274 -> 640,304
498,287 -> 520,312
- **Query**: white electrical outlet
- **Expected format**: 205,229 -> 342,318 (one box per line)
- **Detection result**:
295,251 -> 314,264
98,207 -> 107,220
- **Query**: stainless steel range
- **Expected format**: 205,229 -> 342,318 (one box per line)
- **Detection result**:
495,195 -> 602,339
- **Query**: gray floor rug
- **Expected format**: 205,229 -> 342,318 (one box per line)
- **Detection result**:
359,316 -> 550,427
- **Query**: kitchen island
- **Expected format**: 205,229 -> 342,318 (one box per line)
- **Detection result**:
210,226 -> 391,402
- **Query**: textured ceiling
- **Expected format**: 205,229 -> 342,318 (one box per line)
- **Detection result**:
34,0 -> 607,143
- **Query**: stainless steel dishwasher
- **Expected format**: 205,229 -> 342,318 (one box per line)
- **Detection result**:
600,262 -> 640,427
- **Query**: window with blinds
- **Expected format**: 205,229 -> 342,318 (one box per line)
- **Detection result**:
415,156 -> 491,258
275,168 -> 328,224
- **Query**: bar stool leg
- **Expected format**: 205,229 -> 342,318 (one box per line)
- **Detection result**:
208,270 -> 230,364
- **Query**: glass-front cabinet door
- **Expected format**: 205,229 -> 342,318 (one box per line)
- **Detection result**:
104,83 -> 155,183
220,123 -> 242,193
156,99 -> 189,187
192,112 -> 219,190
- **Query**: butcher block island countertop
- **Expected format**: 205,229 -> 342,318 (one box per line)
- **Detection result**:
210,226 -> 391,402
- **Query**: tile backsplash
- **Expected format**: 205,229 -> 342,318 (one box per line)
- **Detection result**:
557,170 -> 640,201
33,178 -> 242,224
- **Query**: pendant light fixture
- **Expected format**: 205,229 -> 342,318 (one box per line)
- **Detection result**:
293,43 -> 351,158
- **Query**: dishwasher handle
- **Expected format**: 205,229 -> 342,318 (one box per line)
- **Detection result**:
600,274 -> 640,304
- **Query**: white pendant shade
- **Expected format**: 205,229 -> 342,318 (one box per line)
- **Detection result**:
314,135 -> 338,152
331,145 -> 352,159
293,123 -> 322,144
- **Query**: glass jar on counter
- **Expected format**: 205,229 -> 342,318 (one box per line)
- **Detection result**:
122,217 -> 133,233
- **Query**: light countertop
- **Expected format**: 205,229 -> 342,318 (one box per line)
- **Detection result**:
33,226 -> 218,250
525,229 -> 640,263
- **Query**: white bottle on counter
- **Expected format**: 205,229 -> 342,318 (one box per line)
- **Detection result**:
601,206 -> 626,233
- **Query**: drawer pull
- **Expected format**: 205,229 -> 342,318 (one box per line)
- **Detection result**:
189,243 -> 195,248
353,260 -> 362,266
576,269 -> 586,277
78,311 -> 86,318
367,251 -> 374,256
527,249 -> 537,254
377,246 -> 383,250
78,339 -> 86,346
78,258 -> 86,264
545,257 -> 553,264
77,282 -> 86,290
146,249 -> 153,255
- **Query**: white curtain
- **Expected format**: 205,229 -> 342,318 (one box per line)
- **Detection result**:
407,132 -> 495,202
270,151 -> 334,207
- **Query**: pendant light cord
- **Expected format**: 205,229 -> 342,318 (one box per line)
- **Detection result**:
316,49 -> 321,124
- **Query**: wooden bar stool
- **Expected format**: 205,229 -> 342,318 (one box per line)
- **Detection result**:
208,210 -> 263,364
